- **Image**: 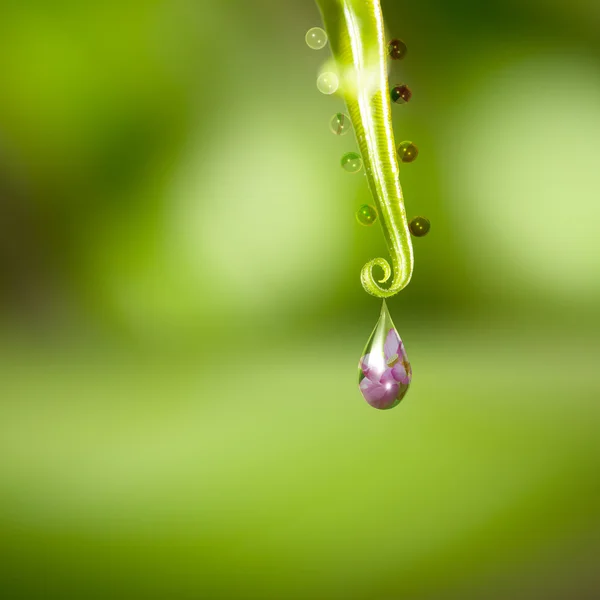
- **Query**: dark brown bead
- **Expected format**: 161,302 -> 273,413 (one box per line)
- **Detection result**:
388,39 -> 407,60
391,84 -> 412,104
397,141 -> 419,163
409,217 -> 431,237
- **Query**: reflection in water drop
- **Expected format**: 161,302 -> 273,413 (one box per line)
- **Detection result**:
388,38 -> 407,60
358,301 -> 411,410
410,216 -> 431,237
305,27 -> 328,50
356,204 -> 377,226
398,141 -> 419,163
391,84 -> 412,104
330,112 -> 352,136
317,72 -> 339,95
341,152 -> 363,173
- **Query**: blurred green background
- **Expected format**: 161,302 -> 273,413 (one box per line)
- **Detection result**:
1,0 -> 599,598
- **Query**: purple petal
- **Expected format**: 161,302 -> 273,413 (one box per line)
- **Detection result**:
383,329 -> 401,362
372,381 -> 400,409
380,368 -> 397,385
361,353 -> 385,380
391,362 -> 410,385
359,377 -> 387,403
359,353 -> 372,376
359,373 -> 400,409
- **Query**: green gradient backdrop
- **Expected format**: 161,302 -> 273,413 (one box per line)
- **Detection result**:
1,1 -> 599,599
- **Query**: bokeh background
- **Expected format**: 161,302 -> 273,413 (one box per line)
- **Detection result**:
1,0 -> 599,598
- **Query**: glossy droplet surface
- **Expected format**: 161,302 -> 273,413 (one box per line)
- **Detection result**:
388,39 -> 407,60
317,72 -> 339,95
391,84 -> 412,104
341,152 -> 362,173
356,204 -> 377,226
330,112 -> 351,136
398,141 -> 419,163
358,301 -> 411,410
410,216 -> 431,237
305,27 -> 328,50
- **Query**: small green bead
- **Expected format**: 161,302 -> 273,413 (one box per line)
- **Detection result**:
398,141 -> 419,163
409,216 -> 430,237
341,152 -> 363,173
330,113 -> 352,136
356,204 -> 378,226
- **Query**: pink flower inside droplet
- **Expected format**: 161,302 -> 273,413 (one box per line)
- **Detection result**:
359,328 -> 411,410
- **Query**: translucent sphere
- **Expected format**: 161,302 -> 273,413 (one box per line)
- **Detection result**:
397,141 -> 418,163
341,152 -> 362,173
305,27 -> 328,50
356,204 -> 378,226
391,84 -> 412,104
358,302 -> 411,410
409,216 -> 431,237
388,39 -> 407,60
317,72 -> 339,95
329,113 -> 352,136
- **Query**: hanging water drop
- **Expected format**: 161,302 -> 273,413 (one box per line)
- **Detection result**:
305,27 -> 328,50
391,84 -> 412,104
356,204 -> 377,226
388,39 -> 407,60
409,216 -> 430,237
330,112 -> 352,136
397,141 -> 418,163
341,152 -> 362,173
358,301 -> 412,410
317,72 -> 339,95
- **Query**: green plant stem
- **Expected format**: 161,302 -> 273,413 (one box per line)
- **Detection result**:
316,0 -> 414,298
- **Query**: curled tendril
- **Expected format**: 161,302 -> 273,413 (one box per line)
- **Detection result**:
316,0 -> 414,298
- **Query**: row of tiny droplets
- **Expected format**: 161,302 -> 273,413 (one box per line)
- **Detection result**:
305,27 -> 430,238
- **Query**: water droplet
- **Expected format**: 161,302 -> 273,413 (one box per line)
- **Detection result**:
356,204 -> 377,226
341,152 -> 362,173
330,112 -> 352,136
358,301 -> 411,410
391,84 -> 412,104
397,141 -> 418,163
409,216 -> 430,237
388,39 -> 407,60
305,27 -> 328,50
317,72 -> 339,95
